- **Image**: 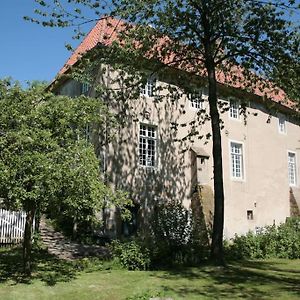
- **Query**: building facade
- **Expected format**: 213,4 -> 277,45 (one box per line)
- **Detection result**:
51,19 -> 300,239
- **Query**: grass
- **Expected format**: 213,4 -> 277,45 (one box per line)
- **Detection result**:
0,247 -> 299,299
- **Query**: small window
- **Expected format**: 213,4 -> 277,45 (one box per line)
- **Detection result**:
189,91 -> 204,110
141,76 -> 156,97
81,83 -> 90,95
288,152 -> 297,186
230,141 -> 244,179
247,210 -> 254,220
278,115 -> 286,134
229,100 -> 240,120
139,124 -> 157,167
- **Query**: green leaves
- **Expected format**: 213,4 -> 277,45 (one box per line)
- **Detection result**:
0,80 -> 131,226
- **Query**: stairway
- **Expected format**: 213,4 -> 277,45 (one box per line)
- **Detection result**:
39,217 -> 109,260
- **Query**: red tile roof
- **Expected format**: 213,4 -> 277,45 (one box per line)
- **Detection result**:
59,17 -> 125,74
58,17 -> 294,109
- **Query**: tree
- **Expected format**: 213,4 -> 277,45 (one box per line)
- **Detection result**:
0,80 -> 131,274
29,0 -> 299,264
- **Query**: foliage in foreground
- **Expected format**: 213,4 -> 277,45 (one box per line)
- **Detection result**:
111,214 -> 300,270
1,247 -> 300,300
109,240 -> 150,271
225,217 -> 300,260
110,201 -> 210,270
0,80 -> 131,273
146,201 -> 210,266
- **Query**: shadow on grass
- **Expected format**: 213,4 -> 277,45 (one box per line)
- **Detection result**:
0,247 -> 81,286
153,259 -> 300,299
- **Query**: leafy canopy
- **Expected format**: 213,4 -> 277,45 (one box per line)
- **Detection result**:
28,0 -> 299,103
0,80 -> 132,223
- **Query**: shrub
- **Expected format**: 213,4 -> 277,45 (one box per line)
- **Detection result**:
225,217 -> 300,260
144,201 -> 209,266
276,217 -> 300,259
109,240 -> 150,270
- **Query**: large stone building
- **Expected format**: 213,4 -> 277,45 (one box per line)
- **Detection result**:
50,18 -> 300,239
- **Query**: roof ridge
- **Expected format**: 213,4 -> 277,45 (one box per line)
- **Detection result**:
54,17 -> 295,110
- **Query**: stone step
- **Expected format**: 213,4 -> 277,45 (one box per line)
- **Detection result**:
39,217 -> 109,260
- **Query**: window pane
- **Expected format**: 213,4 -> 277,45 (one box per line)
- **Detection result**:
229,100 -> 240,119
141,77 -> 156,97
231,142 -> 243,179
139,124 -> 157,167
189,91 -> 203,109
288,152 -> 297,185
278,116 -> 286,133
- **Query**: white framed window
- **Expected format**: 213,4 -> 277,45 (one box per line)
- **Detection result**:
230,141 -> 244,179
189,90 -> 204,110
139,124 -> 157,167
278,115 -> 286,134
288,151 -> 297,186
229,100 -> 240,120
141,76 -> 156,97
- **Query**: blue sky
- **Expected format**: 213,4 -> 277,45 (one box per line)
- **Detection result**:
0,1 -> 92,85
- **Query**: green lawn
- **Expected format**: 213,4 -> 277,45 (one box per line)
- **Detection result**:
0,248 -> 299,299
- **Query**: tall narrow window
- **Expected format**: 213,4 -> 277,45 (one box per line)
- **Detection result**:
229,100 -> 240,120
189,90 -> 204,110
141,76 -> 156,97
230,142 -> 244,179
288,152 -> 297,186
278,115 -> 286,134
139,124 -> 157,167
81,82 -> 90,95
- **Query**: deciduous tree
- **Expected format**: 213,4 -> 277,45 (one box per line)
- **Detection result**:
0,80 -> 131,273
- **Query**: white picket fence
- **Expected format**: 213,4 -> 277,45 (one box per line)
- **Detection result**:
0,209 -> 33,244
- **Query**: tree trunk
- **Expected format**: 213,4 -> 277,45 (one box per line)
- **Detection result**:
206,60 -> 225,265
200,2 -> 225,265
72,216 -> 78,239
23,207 -> 35,275
34,207 -> 41,233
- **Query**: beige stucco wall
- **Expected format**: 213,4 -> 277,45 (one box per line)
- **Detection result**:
221,101 -> 300,238
56,69 -> 300,239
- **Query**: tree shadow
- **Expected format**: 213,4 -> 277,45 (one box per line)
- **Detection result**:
0,247 -> 79,286
229,259 -> 300,275
152,260 -> 300,299
92,68 -> 217,240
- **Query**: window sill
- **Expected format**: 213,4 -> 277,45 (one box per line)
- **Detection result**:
230,177 -> 245,182
289,184 -> 298,188
138,164 -> 158,171
229,117 -> 241,122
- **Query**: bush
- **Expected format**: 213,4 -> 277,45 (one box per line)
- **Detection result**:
144,201 -> 209,266
109,240 -> 150,270
276,217 -> 300,259
225,217 -> 300,260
